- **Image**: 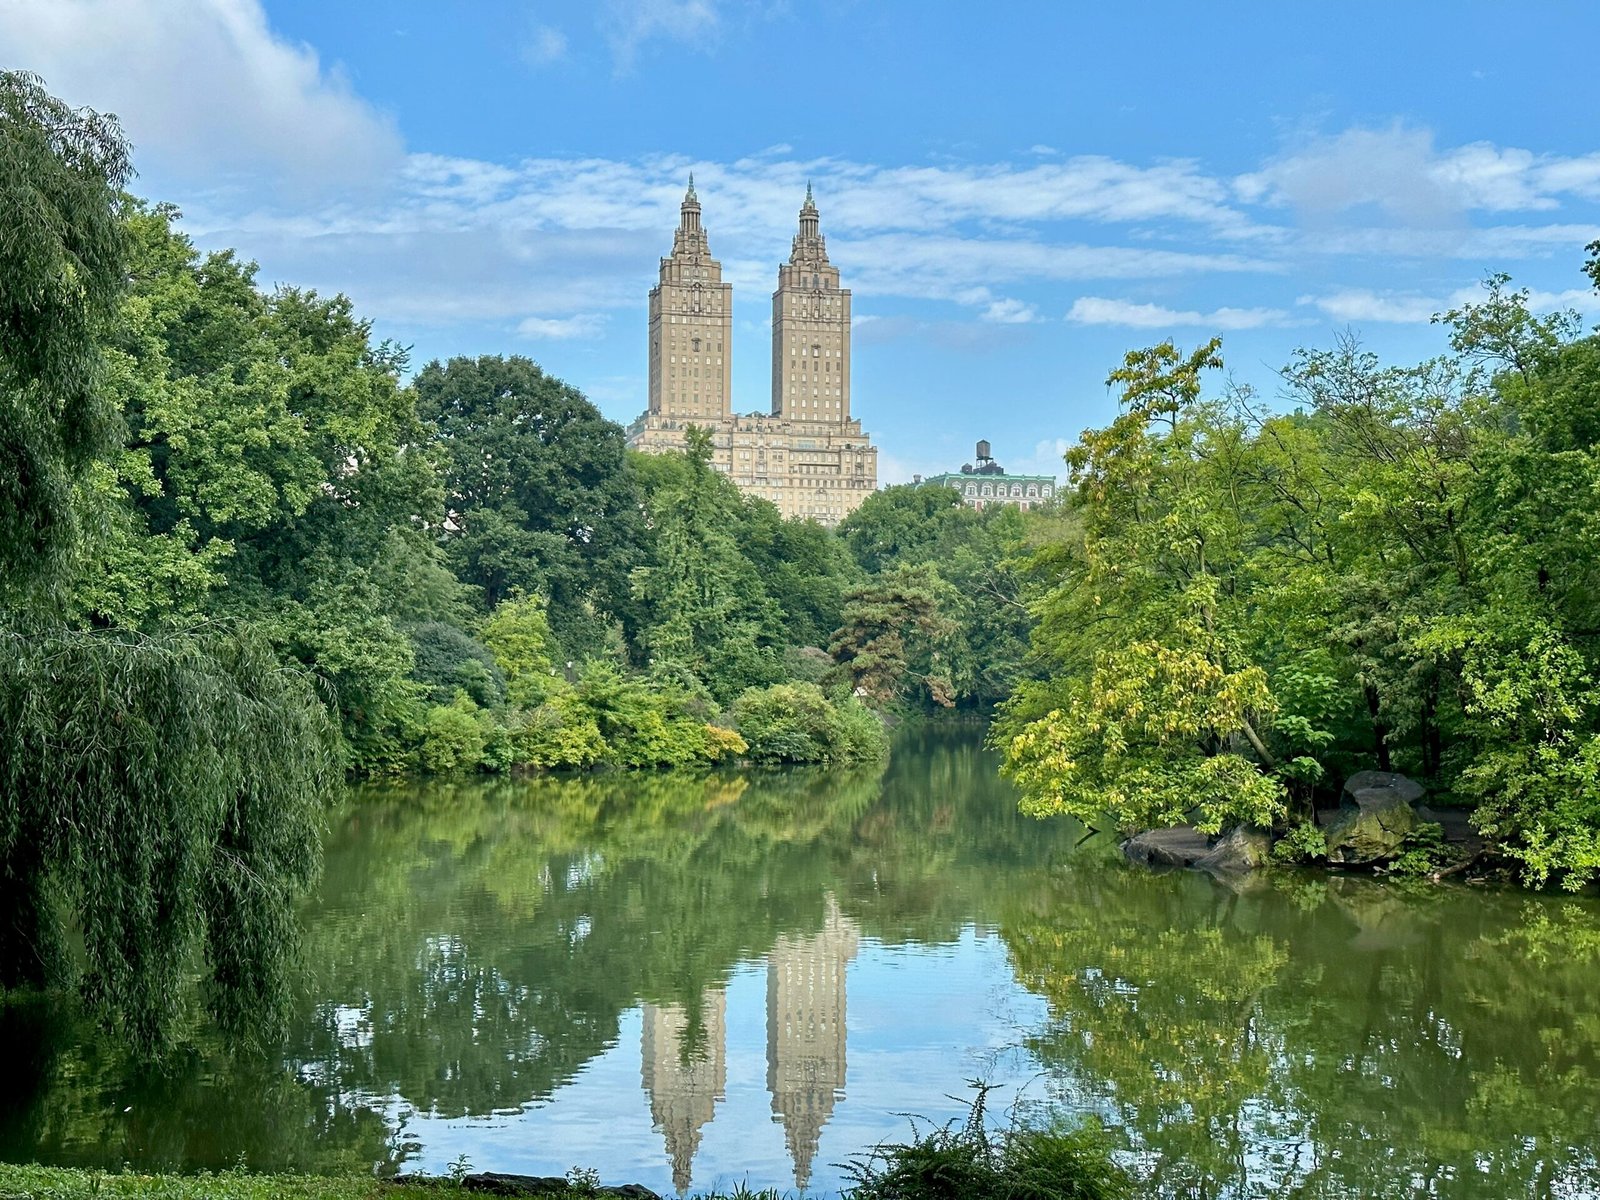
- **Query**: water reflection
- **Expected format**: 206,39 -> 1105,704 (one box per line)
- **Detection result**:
4,727 -> 1600,1199
1004,866 -> 1600,1199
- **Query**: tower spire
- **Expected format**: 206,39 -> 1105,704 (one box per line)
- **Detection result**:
679,172 -> 702,234
797,182 -> 820,242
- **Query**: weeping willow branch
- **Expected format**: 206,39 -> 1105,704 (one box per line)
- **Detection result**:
0,623 -> 337,1054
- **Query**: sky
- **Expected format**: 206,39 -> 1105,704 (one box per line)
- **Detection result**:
4,0 -> 1599,482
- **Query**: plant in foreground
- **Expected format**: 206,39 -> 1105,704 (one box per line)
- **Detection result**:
838,1082 -> 1134,1200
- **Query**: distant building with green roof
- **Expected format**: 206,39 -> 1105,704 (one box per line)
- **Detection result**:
918,440 -> 1057,512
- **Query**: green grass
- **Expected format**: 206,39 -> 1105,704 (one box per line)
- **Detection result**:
0,1165 -> 789,1200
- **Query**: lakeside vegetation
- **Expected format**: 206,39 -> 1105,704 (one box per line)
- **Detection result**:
6,56 -> 1600,1113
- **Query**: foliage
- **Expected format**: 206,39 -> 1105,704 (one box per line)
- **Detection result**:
0,627 -> 336,1051
411,354 -> 641,649
409,621 -> 506,709
0,76 -> 341,1058
1270,821 -> 1328,864
629,428 -> 787,701
0,70 -> 130,598
829,564 -> 958,709
731,682 -> 888,763
482,592 -> 560,707
415,694 -> 492,775
998,268 -> 1600,884
840,1083 -> 1133,1200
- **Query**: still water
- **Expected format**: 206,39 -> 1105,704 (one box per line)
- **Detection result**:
5,727 -> 1600,1198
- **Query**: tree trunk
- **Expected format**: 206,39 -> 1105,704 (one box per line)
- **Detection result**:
1364,681 -> 1391,772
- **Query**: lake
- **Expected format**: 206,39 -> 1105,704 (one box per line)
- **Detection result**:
4,726 -> 1599,1198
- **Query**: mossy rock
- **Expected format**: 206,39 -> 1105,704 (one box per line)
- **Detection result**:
1325,772 -> 1425,865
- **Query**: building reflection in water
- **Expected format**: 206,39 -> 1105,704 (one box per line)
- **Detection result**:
640,988 -> 728,1194
640,895 -> 861,1193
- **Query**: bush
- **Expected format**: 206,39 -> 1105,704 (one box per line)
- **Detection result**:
733,682 -> 888,764
504,664 -> 746,770
409,621 -> 506,709
415,694 -> 489,774
841,1083 -> 1133,1200
1271,820 -> 1328,864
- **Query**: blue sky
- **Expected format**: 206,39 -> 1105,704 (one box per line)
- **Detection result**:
6,1 -> 1600,481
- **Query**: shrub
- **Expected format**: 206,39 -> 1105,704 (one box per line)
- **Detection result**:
409,621 -> 506,709
841,1083 -> 1133,1200
1271,820 -> 1329,864
416,694 -> 489,774
733,682 -> 888,763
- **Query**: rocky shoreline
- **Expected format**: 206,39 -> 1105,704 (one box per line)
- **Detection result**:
1122,770 -> 1492,882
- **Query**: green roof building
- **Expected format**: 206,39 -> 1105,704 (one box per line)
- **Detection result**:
920,440 -> 1057,511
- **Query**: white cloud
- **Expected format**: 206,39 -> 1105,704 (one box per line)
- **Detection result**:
980,298 -> 1041,324
602,0 -> 721,70
523,25 -> 569,66
1299,289 -> 1443,324
1302,284 -> 1594,325
1066,297 -> 1288,330
516,313 -> 610,341
0,0 -> 403,189
1238,124 -> 1600,225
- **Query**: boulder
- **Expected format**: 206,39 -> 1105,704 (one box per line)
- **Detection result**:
1343,770 -> 1425,807
1122,826 -> 1210,868
1195,825 -> 1272,873
1324,771 -> 1424,865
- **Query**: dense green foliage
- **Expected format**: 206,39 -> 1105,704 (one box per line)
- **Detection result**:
997,271 -> 1600,888
0,72 -> 337,1053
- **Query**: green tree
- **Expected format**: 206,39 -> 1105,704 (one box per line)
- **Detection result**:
411,355 -> 641,649
0,73 -> 337,1052
629,427 -> 784,700
997,340 -> 1288,834
828,563 -> 958,708
0,70 -> 129,598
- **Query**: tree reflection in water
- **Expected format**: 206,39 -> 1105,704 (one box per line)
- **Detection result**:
4,727 -> 1600,1200
1003,866 -> 1600,1199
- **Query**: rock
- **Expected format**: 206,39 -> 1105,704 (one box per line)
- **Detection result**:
1122,826 -> 1210,868
393,1174 -> 662,1199
1195,825 -> 1272,873
1342,770 -> 1425,807
1324,771 -> 1424,865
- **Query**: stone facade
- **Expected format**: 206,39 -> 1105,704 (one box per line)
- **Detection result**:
628,182 -> 878,526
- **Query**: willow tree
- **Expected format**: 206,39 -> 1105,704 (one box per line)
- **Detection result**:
0,71 -> 335,1051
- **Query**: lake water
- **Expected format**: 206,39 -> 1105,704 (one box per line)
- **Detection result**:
4,726 -> 1600,1198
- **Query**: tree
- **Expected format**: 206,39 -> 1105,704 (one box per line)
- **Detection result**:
0,73 -> 337,1051
997,340 -> 1290,834
629,427 -> 785,700
411,355 -> 642,649
828,564 -> 957,708
0,70 -> 129,599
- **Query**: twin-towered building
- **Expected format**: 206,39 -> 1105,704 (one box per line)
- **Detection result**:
626,180 -> 879,525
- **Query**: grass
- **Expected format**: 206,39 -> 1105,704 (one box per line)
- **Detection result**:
0,1165 -> 788,1200
838,1084 -> 1133,1200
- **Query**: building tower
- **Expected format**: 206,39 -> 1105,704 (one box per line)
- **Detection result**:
771,183 -> 852,423
648,175 -> 733,422
766,895 -> 861,1190
641,988 -> 728,1195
